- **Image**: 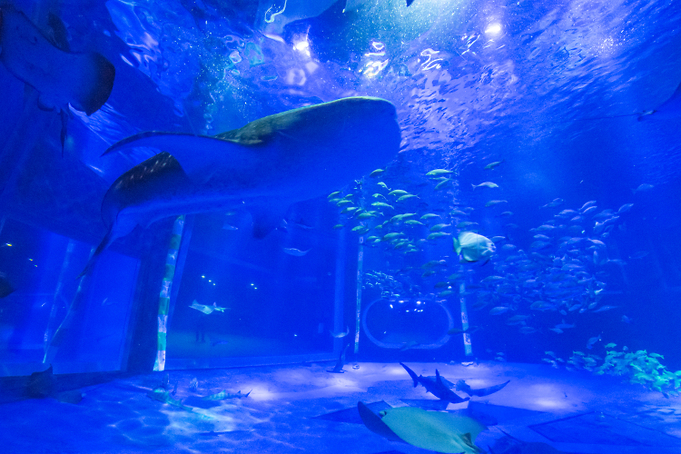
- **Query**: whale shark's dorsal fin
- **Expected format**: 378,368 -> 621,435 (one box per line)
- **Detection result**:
104,132 -> 258,184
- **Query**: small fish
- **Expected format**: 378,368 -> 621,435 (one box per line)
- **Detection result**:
333,224 -> 344,229
604,343 -> 617,349
357,211 -> 378,219
389,213 -> 416,223
485,200 -> 508,207
435,179 -> 451,190
396,194 -> 419,202
427,232 -> 451,240
448,326 -> 480,335
617,203 -> 634,214
372,193 -> 388,200
621,315 -> 632,323
580,200 -> 597,210
404,219 -> 425,226
371,202 -> 394,209
593,305 -> 618,313
283,247 -> 310,256
581,206 -> 598,216
327,191 -> 341,199
429,223 -> 451,232
541,198 -> 564,209
351,225 -> 369,233
484,160 -> 504,170
554,321 -> 575,329
586,335 -> 601,349
519,326 -> 537,334
388,189 -> 409,196
426,169 -> 454,177
369,168 -> 385,177
633,183 -> 654,193
377,182 -> 389,190
489,306 -> 510,315
472,181 -> 499,189
420,213 -> 440,220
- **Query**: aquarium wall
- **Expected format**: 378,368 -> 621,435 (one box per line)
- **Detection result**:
0,217 -> 139,376
0,0 -> 680,385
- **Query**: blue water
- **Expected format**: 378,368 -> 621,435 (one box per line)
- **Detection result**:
1,0 -> 681,450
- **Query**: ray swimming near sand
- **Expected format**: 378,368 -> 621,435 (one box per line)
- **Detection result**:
82,97 -> 400,274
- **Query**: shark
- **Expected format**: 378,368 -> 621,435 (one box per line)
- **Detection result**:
455,379 -> 510,397
0,6 -> 115,148
147,388 -> 193,411
203,389 -> 251,400
400,363 -> 469,404
85,96 -> 400,274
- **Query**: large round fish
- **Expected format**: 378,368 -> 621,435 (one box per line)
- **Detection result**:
453,231 -> 496,263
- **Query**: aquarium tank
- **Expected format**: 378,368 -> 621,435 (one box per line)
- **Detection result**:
1,0 -> 681,453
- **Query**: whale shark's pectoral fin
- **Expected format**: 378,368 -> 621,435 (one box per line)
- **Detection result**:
249,203 -> 288,239
103,132 -> 258,184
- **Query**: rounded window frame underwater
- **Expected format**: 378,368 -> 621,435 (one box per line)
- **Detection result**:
361,298 -> 455,349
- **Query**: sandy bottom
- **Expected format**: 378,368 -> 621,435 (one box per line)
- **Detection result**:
1,361 -> 680,453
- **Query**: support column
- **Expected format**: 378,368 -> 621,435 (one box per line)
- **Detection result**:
153,215 -> 185,372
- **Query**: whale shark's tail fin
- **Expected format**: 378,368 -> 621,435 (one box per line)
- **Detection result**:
400,362 -> 419,388
78,226 -> 115,278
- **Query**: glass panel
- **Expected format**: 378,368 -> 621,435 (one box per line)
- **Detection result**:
166,203 -> 339,369
0,218 -> 138,376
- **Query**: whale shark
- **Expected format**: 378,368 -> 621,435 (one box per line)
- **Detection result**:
86,97 -> 400,273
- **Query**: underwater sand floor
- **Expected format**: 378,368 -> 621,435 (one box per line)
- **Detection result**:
1,361 -> 680,453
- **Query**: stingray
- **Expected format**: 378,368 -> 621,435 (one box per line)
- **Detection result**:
0,6 -> 115,148
25,364 -> 83,403
357,401 -> 404,442
400,363 -> 469,404
86,96 -> 400,274
456,379 -> 511,397
380,406 -> 486,454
